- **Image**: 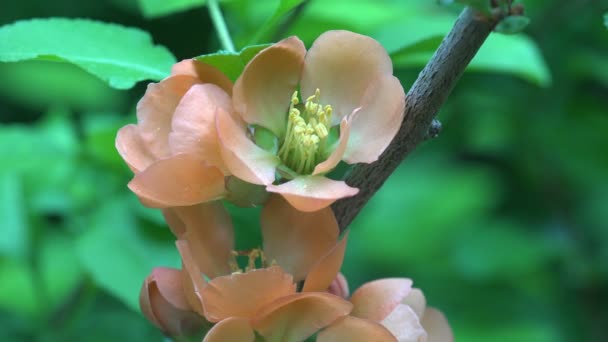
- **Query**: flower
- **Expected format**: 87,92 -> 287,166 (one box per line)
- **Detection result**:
115,59 -> 266,210
218,30 -> 405,212
139,198 -> 450,341
325,277 -> 454,342
138,195 -> 349,338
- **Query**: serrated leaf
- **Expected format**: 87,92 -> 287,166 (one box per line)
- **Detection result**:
0,18 -> 176,89
137,0 -> 206,18
195,44 -> 271,81
494,15 -> 530,34
249,0 -> 305,44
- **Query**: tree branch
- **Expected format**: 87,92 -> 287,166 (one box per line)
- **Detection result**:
333,7 -> 497,231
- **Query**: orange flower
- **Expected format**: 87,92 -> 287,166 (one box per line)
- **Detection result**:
325,277 -> 454,342
139,196 -> 349,338
115,59 -> 254,209
218,30 -> 405,212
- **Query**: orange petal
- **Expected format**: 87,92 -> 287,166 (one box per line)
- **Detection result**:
128,153 -> 226,208
175,202 -> 234,279
140,267 -> 204,336
216,108 -> 279,185
402,288 -> 427,319
381,304 -> 427,342
312,116 -> 351,175
233,36 -> 306,137
115,124 -> 155,173
252,292 -> 353,342
201,266 -> 296,323
136,75 -> 201,160
301,30 -> 393,125
266,176 -> 358,212
261,195 -> 339,281
162,208 -> 186,237
169,84 -> 232,174
350,278 -> 413,322
176,240 -> 206,316
342,75 -> 405,164
421,308 -> 454,342
327,273 -> 350,299
203,317 -> 255,342
171,59 -> 233,95
317,316 -> 397,342
302,231 -> 348,293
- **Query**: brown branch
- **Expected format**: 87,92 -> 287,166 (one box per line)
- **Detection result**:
333,7 -> 497,231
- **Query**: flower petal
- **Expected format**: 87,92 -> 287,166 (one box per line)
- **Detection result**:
115,124 -> 155,173
317,316 -> 397,342
261,195 -> 339,281
402,288 -> 427,319
140,267 -> 204,336
162,209 -> 186,237
342,75 -> 405,164
350,278 -> 413,322
216,108 -> 279,185
128,153 -> 226,208
201,266 -> 296,323
252,292 -> 353,342
327,273 -> 350,299
176,240 -> 206,316
421,308 -> 454,342
233,36 -> 306,137
171,59 -> 233,95
301,30 -> 393,125
266,176 -> 359,212
312,116 -> 351,175
203,317 -> 255,342
169,83 -> 232,174
136,75 -> 201,160
381,304 -> 427,342
176,202 -> 234,279
302,231 -> 348,293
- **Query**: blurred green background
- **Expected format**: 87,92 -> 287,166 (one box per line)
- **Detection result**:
1,0 -> 607,341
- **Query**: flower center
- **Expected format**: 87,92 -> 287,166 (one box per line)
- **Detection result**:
277,89 -> 333,175
229,248 -> 276,274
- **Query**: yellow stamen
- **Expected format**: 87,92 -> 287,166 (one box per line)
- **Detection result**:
278,88 -> 333,175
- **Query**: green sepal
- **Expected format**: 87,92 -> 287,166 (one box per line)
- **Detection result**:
224,176 -> 270,208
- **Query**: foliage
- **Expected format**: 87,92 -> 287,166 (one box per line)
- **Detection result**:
0,0 -> 606,341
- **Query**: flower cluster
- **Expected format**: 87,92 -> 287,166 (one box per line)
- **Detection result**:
116,30 -> 452,341
116,30 -> 405,212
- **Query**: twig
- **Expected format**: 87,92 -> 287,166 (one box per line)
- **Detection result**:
333,7 -> 497,231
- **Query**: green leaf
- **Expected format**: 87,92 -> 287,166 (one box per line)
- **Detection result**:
76,197 -> 179,311
0,61 -> 127,111
494,15 -> 531,34
249,0 -> 305,44
604,13 -> 607,28
0,233 -> 83,318
195,44 -> 271,81
0,18 -> 176,89
390,32 -> 551,87
137,0 -> 206,18
0,173 -> 27,258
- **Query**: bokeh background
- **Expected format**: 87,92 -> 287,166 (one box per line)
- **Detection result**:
1,0 -> 607,341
